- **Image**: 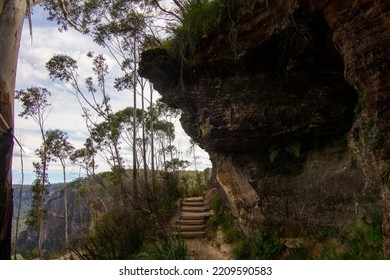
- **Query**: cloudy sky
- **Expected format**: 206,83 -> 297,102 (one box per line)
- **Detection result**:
12,5 -> 211,185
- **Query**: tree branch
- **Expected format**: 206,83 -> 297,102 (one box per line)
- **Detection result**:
151,0 -> 182,22
172,0 -> 185,13
31,0 -> 45,7
57,0 -> 87,33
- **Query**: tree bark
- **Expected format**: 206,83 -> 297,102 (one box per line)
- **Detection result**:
149,84 -> 156,192
62,163 -> 69,253
0,129 -> 13,260
0,0 -> 45,260
14,143 -> 24,260
0,0 -> 28,260
38,124 -> 47,259
141,79 -> 148,185
132,38 -> 138,201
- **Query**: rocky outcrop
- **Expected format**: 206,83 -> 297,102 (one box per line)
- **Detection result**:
140,0 -> 390,256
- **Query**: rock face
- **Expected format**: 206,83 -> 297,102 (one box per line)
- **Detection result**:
16,182 -> 92,257
140,0 -> 390,255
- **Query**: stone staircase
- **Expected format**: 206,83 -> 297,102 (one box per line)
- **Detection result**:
175,196 -> 210,238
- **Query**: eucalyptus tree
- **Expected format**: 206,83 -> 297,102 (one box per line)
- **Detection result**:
47,53 -> 123,165
45,129 -> 74,252
0,0 -> 188,260
15,86 -> 51,259
153,99 -> 181,169
44,0 -> 160,197
0,0 -> 81,259
47,53 -> 134,202
0,0 -> 44,260
70,138 -> 97,177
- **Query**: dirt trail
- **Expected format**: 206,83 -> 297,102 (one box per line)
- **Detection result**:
185,231 -> 233,260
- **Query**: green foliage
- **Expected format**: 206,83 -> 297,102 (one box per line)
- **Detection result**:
250,229 -> 284,259
209,195 -> 227,228
71,168 -> 209,260
165,0 -> 264,54
235,229 -> 284,260
180,170 -> 209,197
268,140 -> 301,163
25,162 -> 47,229
135,235 -> 189,260
45,129 -> 75,165
316,228 -> 342,243
317,212 -> 384,260
285,141 -> 301,158
176,0 -> 224,51
72,206 -> 146,260
15,87 -> 51,120
268,148 -> 280,163
342,213 -> 384,259
209,195 -> 242,244
25,173 -> 47,229
319,244 -> 340,260
263,140 -> 303,176
70,142 -> 97,176
158,171 -> 183,214
46,55 -> 78,83
15,85 -> 52,232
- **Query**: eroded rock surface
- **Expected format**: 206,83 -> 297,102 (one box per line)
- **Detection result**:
140,0 -> 390,256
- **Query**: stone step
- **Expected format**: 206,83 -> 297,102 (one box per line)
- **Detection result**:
176,231 -> 206,238
182,201 -> 205,207
183,197 -> 203,202
176,219 -> 205,226
173,196 -> 210,239
180,213 -> 210,220
181,206 -> 209,212
177,225 -> 206,232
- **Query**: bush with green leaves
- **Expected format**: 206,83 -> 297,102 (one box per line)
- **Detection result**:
318,211 -> 384,260
209,195 -> 242,244
167,0 -> 264,54
134,235 -> 189,260
72,206 -> 146,260
71,170 -> 192,260
234,229 -> 284,260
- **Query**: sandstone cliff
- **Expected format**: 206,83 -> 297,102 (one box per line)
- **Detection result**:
140,0 -> 390,256
16,181 -> 93,257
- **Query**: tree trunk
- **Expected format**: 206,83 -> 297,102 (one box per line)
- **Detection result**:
14,143 -> 24,260
141,79 -> 148,185
149,84 -> 156,192
62,163 -> 69,253
132,38 -> 138,201
0,0 -> 28,260
38,126 -> 47,259
0,129 -> 13,260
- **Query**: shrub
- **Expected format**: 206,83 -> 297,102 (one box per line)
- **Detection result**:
72,207 -> 146,260
166,0 -> 264,54
134,235 -> 189,260
342,213 -> 384,259
317,211 -> 384,260
177,0 -> 224,50
249,229 -> 284,259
